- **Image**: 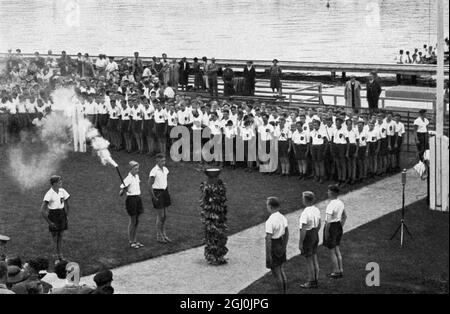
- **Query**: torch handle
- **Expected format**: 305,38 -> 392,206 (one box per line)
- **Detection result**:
115,167 -> 126,187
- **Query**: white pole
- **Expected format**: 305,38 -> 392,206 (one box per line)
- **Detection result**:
435,0 -> 445,210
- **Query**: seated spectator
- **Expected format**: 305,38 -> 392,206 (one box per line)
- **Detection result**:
11,257 -> 52,294
50,261 -> 94,294
91,269 -> 114,294
0,261 -> 15,294
41,259 -> 69,289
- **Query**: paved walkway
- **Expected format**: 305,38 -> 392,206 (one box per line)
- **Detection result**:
46,170 -> 426,293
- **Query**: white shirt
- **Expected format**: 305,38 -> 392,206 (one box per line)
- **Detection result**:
326,199 -> 345,223
324,125 -> 335,141
167,111 -> 178,126
333,127 -> 347,144
258,124 -> 274,141
164,87 -> 175,99
240,126 -> 255,140
177,110 -> 191,125
355,129 -> 368,146
154,108 -> 167,123
224,126 -> 237,139
299,206 -> 321,231
149,166 -> 169,189
346,128 -> 357,144
274,125 -> 292,141
43,188 -> 70,210
265,211 -> 288,240
292,129 -> 309,145
310,128 -> 327,145
120,106 -> 131,120
209,120 -> 223,135
385,120 -> 397,136
395,121 -> 405,137
375,122 -> 388,139
413,117 -> 429,133
106,61 -> 118,73
143,104 -> 155,120
120,173 -> 141,196
367,129 -> 381,143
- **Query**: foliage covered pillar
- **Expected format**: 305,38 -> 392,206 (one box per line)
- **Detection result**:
200,169 -> 228,265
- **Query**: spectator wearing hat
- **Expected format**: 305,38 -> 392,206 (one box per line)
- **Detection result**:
269,59 -> 282,96
243,61 -> 256,96
91,269 -> 114,294
11,257 -> 52,294
179,57 -> 190,91
298,191 -> 321,289
6,264 -> 28,289
344,76 -> 361,109
0,261 -> 15,294
40,175 -> 70,261
120,161 -> 145,249
323,185 -> 346,279
366,71 -> 382,113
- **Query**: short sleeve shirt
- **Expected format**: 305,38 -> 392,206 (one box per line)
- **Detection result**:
149,166 -> 169,189
325,199 -> 345,223
299,206 -> 321,230
43,188 -> 70,210
413,117 -> 429,133
265,212 -> 288,239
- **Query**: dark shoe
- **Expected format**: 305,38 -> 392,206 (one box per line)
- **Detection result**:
327,272 -> 343,279
300,281 -> 318,289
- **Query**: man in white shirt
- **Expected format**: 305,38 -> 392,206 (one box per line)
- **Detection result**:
413,109 -> 429,161
299,191 -> 321,289
40,175 -> 70,261
120,161 -> 144,249
149,154 -> 172,243
323,185 -> 346,279
265,197 -> 289,294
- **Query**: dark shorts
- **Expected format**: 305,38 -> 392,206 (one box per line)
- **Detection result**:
278,141 -> 289,158
293,144 -> 307,160
334,143 -> 347,160
347,144 -> 357,159
155,123 -> 166,139
395,137 -> 403,154
125,195 -> 144,217
48,209 -> 68,233
323,222 -> 343,249
368,141 -> 377,155
143,119 -> 155,136
311,144 -> 325,162
120,120 -> 131,134
357,145 -> 367,159
301,228 -> 319,257
379,137 -> 388,156
267,237 -> 286,269
131,120 -> 143,134
107,119 -> 119,132
152,189 -> 171,209
98,114 -> 109,127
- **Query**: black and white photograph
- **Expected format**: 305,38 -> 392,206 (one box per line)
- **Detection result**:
0,0 -> 449,301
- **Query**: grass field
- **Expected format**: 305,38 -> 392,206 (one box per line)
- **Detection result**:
0,143 -> 417,277
240,199 -> 449,294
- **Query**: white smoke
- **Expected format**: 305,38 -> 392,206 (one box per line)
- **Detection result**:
7,87 -> 117,190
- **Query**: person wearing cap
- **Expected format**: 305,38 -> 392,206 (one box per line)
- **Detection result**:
40,175 -> 70,261
243,61 -> 256,96
11,257 -> 52,294
298,191 -> 321,289
120,161 -> 145,249
413,109 -> 429,161
91,269 -> 114,294
323,185 -> 346,279
0,262 -> 14,294
149,153 -> 172,243
265,197 -> 289,294
269,59 -> 282,96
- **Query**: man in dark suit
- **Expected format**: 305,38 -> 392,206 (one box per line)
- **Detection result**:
178,57 -> 190,91
132,51 -> 143,82
366,71 -> 382,113
243,61 -> 256,96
